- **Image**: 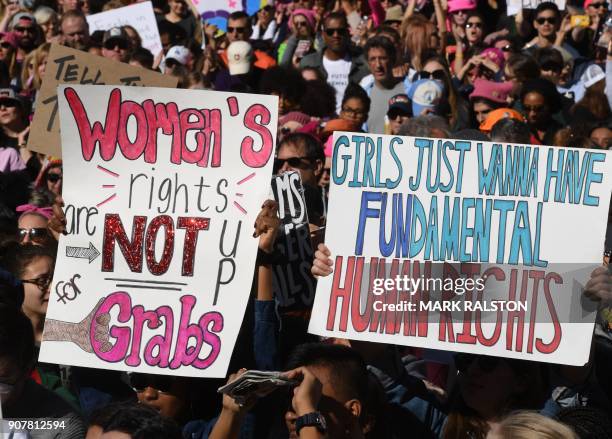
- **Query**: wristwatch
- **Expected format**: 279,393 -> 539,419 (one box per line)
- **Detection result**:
295,411 -> 327,434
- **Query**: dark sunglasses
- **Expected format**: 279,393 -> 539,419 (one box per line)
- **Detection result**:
324,27 -> 348,37
227,26 -> 246,34
466,22 -> 482,29
0,99 -> 17,108
21,273 -> 52,290
416,69 -> 446,81
0,42 -> 12,49
18,227 -> 49,243
47,173 -> 62,183
500,44 -> 513,52
455,354 -> 504,373
103,39 -> 129,50
294,20 -> 308,28
273,156 -> 313,172
589,1 -> 608,8
129,373 -> 174,393
14,26 -> 34,34
387,109 -> 410,120
540,62 -> 562,73
536,16 -> 557,25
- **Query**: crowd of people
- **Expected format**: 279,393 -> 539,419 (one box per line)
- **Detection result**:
2,0 -> 612,438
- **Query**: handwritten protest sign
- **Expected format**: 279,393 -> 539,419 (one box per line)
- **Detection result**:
86,1 -> 162,56
507,0 -> 566,16
38,85 -> 278,377
309,133 -> 612,366
28,44 -> 176,157
270,172 -> 317,309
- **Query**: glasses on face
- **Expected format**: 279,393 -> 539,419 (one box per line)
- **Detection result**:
104,39 -> 129,50
129,373 -> 174,393
500,44 -> 512,52
524,104 -> 545,113
455,354 -> 503,373
0,100 -> 17,109
341,106 -> 365,116
324,27 -> 348,37
294,20 -> 308,28
536,16 -> 557,25
540,63 -> 562,74
453,9 -> 468,16
466,21 -> 482,29
589,2 -> 608,8
22,273 -> 52,291
0,41 -> 12,49
18,227 -> 50,244
273,156 -> 313,172
416,69 -> 446,81
227,26 -> 246,34
47,173 -> 62,183
387,110 -> 410,120
14,26 -> 34,34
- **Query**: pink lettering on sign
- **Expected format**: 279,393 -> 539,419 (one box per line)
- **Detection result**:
91,291 -> 223,369
63,87 -> 274,168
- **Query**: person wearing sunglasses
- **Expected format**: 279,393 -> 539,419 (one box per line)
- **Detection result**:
8,12 -> 39,61
386,93 -> 411,135
0,88 -> 30,172
300,12 -> 369,113
16,203 -> 53,247
101,27 -> 132,63
275,132 -> 324,190
464,11 -> 485,48
218,11 -> 276,74
0,31 -> 18,79
129,373 -> 193,421
33,158 -> 63,196
585,0 -> 609,23
525,2 -> 562,52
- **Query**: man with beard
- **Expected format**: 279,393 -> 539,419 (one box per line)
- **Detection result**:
60,9 -> 90,51
8,13 -> 38,62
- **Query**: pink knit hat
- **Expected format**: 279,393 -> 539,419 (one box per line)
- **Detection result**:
447,0 -> 477,13
289,9 -> 316,32
279,111 -> 311,127
469,79 -> 513,104
481,47 -> 505,70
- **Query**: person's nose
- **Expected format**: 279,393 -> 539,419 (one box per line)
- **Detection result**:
280,160 -> 291,173
141,386 -> 158,401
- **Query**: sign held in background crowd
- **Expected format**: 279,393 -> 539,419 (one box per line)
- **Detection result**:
86,1 -> 163,56
27,44 -> 177,157
309,132 -> 612,366
38,85 -> 278,377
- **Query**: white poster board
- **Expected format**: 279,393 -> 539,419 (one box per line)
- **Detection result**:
87,1 -> 162,56
308,133 -> 612,366
39,85 -> 278,377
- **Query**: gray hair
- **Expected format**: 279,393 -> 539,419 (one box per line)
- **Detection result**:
398,115 -> 450,138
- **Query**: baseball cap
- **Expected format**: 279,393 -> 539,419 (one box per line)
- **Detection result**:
10,12 -> 35,29
165,45 -> 191,66
448,0 -> 477,13
408,79 -> 444,116
469,79 -> 513,104
0,88 -> 24,111
479,107 -> 525,133
227,41 -> 253,75
581,63 -> 605,89
103,27 -> 129,44
387,93 -> 412,117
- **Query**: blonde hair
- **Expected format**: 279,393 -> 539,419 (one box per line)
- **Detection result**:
31,43 -> 50,90
400,14 -> 435,71
497,412 -> 578,439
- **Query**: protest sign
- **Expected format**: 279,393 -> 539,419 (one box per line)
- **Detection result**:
507,0 -> 566,16
270,172 -> 317,309
86,1 -> 162,56
198,0 -> 270,31
38,85 -> 278,377
28,44 -> 177,157
308,133 -> 612,366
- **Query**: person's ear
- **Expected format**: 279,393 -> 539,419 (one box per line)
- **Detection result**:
344,398 -> 362,418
